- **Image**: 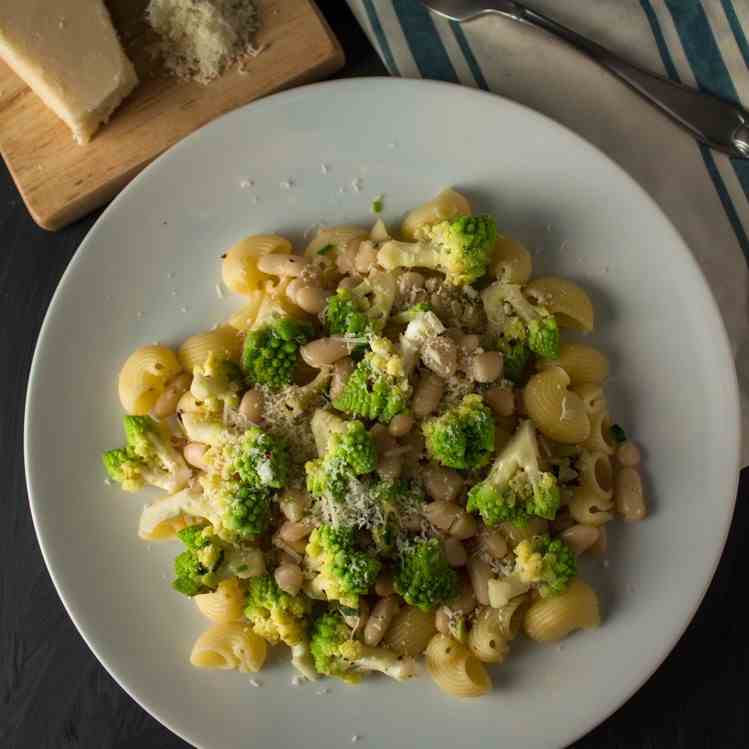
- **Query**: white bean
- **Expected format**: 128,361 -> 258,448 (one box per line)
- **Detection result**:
412,372 -> 444,418
275,564 -> 303,596
483,386 -> 515,418
471,351 -> 503,383
375,572 -> 395,597
295,285 -> 329,315
279,519 -> 313,543
363,597 -> 400,647
449,512 -> 477,540
443,538 -> 467,567
279,489 -> 310,522
423,464 -> 463,503
151,372 -> 192,418
422,336 -> 458,378
449,576 -> 478,614
388,414 -> 414,437
300,337 -> 351,367
560,524 -> 600,556
183,442 -> 209,471
239,389 -> 264,422
256,253 -> 309,277
435,608 -> 451,636
616,467 -> 647,521
377,452 -> 403,481
330,357 -> 354,400
466,557 -> 490,606
355,241 -> 380,275
479,528 -> 508,559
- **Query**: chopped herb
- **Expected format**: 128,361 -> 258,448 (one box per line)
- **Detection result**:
372,196 -> 384,213
610,424 -> 627,443
317,243 -> 335,256
236,564 -> 249,572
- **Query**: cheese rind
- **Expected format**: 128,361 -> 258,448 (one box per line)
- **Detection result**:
0,1 -> 138,143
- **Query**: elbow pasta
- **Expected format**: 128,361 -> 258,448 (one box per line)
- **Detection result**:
425,634 -> 492,697
118,345 -> 182,415
222,234 -> 293,295
104,189 -> 647,698
190,622 -> 267,672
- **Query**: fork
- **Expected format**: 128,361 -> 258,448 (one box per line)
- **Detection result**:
421,0 -> 749,158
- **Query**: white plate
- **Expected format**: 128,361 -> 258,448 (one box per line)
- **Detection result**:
25,79 -> 740,749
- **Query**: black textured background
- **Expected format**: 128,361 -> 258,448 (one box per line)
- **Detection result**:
1,3 -> 746,747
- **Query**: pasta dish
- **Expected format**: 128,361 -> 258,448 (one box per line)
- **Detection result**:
102,188 -> 647,697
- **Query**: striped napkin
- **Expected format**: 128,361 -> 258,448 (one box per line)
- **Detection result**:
347,0 -> 749,466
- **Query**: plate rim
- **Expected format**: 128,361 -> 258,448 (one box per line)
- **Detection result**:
23,76 -> 741,749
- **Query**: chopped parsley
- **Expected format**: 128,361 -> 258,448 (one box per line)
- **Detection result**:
317,243 -> 336,256
371,196 -> 384,214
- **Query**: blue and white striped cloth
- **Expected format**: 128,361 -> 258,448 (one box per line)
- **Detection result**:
347,0 -> 749,465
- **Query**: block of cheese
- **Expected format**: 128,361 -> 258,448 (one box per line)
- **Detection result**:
0,1 -> 138,143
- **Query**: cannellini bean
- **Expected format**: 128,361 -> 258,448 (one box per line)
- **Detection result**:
337,276 -> 358,292
412,372 -> 445,418
617,441 -> 641,467
355,241 -> 380,275
560,524 -> 600,556
449,512 -> 477,540
423,463 -> 463,503
434,608 -> 451,636
300,337 -> 351,367
443,538 -> 467,567
275,564 -> 304,596
466,557 -> 490,606
616,467 -> 647,521
183,442 -> 209,471
388,414 -> 414,437
377,452 -> 403,481
151,372 -> 192,418
239,389 -> 264,422
330,357 -> 354,400
375,572 -> 395,597
483,386 -> 515,418
479,528 -> 508,559
422,336 -> 458,378
295,285 -> 329,315
471,351 -> 503,384
458,334 -> 480,354
279,519 -> 314,544
398,271 -> 425,294
364,597 -> 400,647
256,253 -> 309,277
279,489 -> 310,522
423,501 -> 476,540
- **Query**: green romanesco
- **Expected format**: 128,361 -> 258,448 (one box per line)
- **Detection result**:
377,214 -> 497,286
309,611 -> 417,682
172,524 -> 224,597
244,574 -> 310,645
241,316 -> 313,390
514,534 -> 577,597
190,352 -> 244,410
322,288 -> 373,339
466,420 -> 561,527
394,537 -> 458,611
331,337 -> 412,423
422,394 -> 495,470
368,478 -> 425,554
102,415 -> 191,493
305,525 -> 381,608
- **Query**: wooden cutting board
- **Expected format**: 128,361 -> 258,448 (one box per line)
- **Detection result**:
0,0 -> 344,230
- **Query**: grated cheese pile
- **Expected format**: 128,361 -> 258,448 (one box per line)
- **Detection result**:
147,0 -> 260,84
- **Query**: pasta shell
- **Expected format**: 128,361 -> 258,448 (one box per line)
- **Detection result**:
582,410 -> 616,455
190,622 -> 267,672
222,234 -> 292,295
118,345 -> 182,415
305,225 -> 368,277
523,367 -> 591,444
225,291 -> 267,331
178,326 -> 242,371
467,607 -> 510,664
524,579 -> 601,642
526,277 -> 595,333
401,188 -> 472,241
425,634 -> 492,698
383,606 -> 436,656
195,579 -> 245,624
490,235 -> 533,283
537,343 -> 609,386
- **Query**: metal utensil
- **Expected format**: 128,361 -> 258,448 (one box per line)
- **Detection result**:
421,0 -> 749,158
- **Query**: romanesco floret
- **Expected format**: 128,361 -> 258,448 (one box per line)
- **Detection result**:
102,415 -> 191,493
514,534 -> 577,597
394,537 -> 458,611
241,316 -> 313,390
322,288 -> 373,339
368,478 -> 425,554
244,574 -> 310,645
422,394 -> 495,470
305,525 -> 381,608
305,420 -> 377,503
221,481 -> 273,540
190,352 -> 244,410
331,337 -> 412,423
229,426 -> 290,489
309,611 -> 416,682
377,214 -> 497,285
173,524 -> 224,597
466,420 -> 560,527
482,282 -> 560,362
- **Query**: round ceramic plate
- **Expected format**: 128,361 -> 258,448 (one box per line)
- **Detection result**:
25,79 -> 739,749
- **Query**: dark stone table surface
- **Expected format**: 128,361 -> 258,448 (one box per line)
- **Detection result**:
1,2 -> 745,747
